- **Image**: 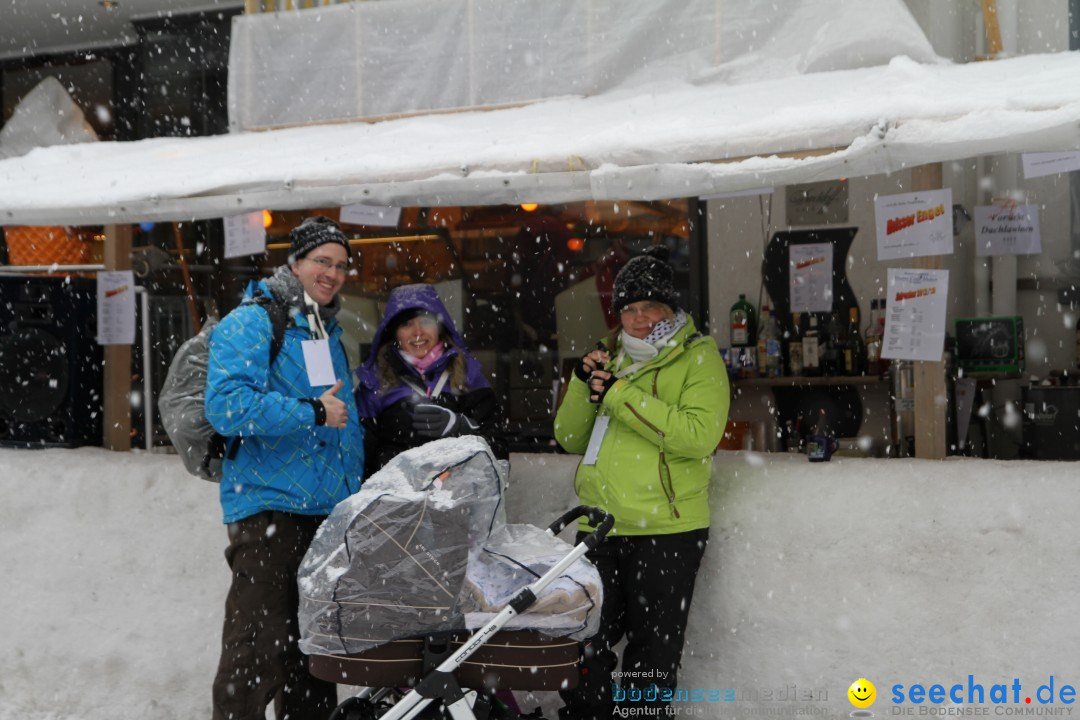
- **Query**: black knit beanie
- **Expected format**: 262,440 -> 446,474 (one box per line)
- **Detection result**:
289,216 -> 351,261
612,245 -> 679,313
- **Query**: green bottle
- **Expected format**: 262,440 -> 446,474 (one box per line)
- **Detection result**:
730,294 -> 757,348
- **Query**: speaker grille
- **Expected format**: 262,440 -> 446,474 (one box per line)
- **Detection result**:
0,328 -> 70,424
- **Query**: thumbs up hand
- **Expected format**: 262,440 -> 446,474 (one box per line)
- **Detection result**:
319,379 -> 348,428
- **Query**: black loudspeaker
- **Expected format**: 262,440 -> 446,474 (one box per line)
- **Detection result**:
0,276 -> 103,448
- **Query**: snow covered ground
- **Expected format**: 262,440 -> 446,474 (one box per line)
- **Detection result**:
6,447 -> 1080,719
0,447 -> 572,720
0,448 -> 225,720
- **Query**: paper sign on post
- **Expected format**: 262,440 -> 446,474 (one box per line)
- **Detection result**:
223,211 -> 267,259
974,203 -> 1041,257
301,340 -> 337,387
874,188 -> 953,261
340,204 -> 402,228
97,271 -> 136,345
788,242 -> 833,313
881,268 -> 949,363
1022,152 -> 1080,179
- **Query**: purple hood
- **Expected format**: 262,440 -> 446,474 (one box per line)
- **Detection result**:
356,284 -> 488,414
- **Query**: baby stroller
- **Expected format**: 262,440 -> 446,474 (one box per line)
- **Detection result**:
297,436 -> 612,720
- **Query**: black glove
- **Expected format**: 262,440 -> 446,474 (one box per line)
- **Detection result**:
588,372 -> 617,404
575,345 -> 608,383
412,403 -> 480,438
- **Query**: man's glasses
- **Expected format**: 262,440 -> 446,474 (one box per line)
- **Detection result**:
306,256 -> 349,274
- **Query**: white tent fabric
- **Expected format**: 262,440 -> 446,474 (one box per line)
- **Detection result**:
1,52 -> 1080,226
0,77 -> 99,161
228,0 -> 939,131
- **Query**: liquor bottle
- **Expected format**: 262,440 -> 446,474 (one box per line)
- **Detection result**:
865,299 -> 883,376
843,306 -> 866,375
756,305 -> 769,376
788,312 -> 804,377
821,311 -> 845,376
730,294 -> 756,348
802,315 -> 821,376
756,306 -> 782,377
763,308 -> 782,377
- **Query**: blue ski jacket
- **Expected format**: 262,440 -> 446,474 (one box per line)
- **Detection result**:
206,280 -> 363,523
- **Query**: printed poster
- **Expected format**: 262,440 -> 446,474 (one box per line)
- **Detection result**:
1022,151 -> 1080,180
874,188 -> 954,261
97,271 -> 136,346
223,211 -> 267,259
881,268 -> 949,363
339,204 -> 402,228
974,203 -> 1041,257
788,242 -> 833,313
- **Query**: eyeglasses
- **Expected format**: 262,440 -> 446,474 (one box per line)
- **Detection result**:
306,256 -> 349,274
620,301 -> 665,317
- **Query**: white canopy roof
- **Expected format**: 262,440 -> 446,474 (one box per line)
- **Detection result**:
2,51 -> 1079,226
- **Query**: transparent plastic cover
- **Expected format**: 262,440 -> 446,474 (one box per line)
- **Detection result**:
298,436 -> 601,656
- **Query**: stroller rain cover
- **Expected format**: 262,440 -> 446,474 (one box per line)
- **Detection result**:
298,436 -> 602,656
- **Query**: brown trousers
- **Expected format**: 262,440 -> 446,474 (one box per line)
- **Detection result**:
212,511 -> 337,720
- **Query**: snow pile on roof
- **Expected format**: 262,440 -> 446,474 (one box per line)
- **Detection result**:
2,50 -> 1079,226
0,77 -> 97,160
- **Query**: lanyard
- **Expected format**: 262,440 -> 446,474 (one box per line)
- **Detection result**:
404,369 -> 450,398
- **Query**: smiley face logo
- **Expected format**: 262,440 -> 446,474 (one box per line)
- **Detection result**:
848,678 -> 876,708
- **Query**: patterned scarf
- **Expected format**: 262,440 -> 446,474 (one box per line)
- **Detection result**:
620,311 -> 688,363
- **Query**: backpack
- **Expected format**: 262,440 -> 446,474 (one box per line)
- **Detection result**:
159,294 -> 290,481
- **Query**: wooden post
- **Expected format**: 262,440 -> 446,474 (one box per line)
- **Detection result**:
103,224 -> 133,451
911,163 -> 948,460
980,0 -> 1004,57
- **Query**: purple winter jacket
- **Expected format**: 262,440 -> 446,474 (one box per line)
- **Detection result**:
355,284 -> 502,474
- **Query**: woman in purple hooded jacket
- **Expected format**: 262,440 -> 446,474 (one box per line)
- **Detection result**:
355,284 -> 505,476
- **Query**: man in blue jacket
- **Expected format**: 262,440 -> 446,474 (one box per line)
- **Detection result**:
207,216 -> 363,720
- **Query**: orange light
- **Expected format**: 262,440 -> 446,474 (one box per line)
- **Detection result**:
262,210 -> 273,228
566,238 -> 585,252
520,203 -> 539,212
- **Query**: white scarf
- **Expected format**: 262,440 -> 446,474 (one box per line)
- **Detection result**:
619,310 -> 688,364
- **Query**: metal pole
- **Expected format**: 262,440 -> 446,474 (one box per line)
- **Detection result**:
136,287 -> 154,451
0,264 -> 106,274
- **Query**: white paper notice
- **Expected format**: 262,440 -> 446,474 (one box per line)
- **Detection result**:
874,188 -> 953,261
223,212 -> 267,259
788,242 -> 833,313
97,271 -> 136,346
974,203 -> 1041,257
1022,151 -> 1080,179
340,204 -> 402,228
881,268 -> 949,363
301,339 -> 337,387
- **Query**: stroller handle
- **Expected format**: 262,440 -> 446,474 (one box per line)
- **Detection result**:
547,505 -> 615,550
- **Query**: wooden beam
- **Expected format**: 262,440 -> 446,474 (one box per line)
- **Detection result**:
910,163 -> 948,460
103,224 -> 133,452
981,0 -> 1004,57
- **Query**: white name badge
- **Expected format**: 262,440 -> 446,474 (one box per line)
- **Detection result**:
583,416 -> 611,466
301,339 -> 336,387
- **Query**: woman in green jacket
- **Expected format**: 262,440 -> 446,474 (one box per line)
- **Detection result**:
555,246 -> 730,720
